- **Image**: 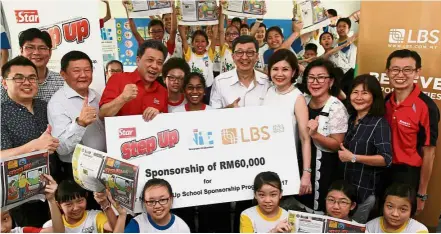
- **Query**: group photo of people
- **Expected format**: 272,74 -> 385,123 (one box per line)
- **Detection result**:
1,0 -> 441,233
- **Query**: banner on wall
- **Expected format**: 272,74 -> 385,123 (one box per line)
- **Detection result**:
221,0 -> 266,18
2,0 -> 106,94
357,1 -> 441,228
101,19 -> 118,67
115,18 -> 151,67
105,106 -> 301,211
126,0 -> 172,18
176,0 -> 218,26
293,0 -> 330,34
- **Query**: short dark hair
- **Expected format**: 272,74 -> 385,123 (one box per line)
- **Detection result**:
253,171 -> 282,193
140,178 -> 173,201
1,56 -> 38,78
337,17 -> 352,29
240,24 -> 249,30
106,60 -> 123,72
300,58 -> 342,97
184,72 -> 207,89
148,19 -> 164,31
191,30 -> 209,44
162,57 -> 191,78
384,183 -> 417,217
327,9 -> 338,17
232,35 -> 259,53
137,39 -> 168,60
266,26 -> 284,41
56,180 -> 88,204
250,22 -> 267,30
231,17 -> 242,25
18,28 -> 52,48
305,43 -> 318,53
348,74 -> 386,116
268,49 -> 299,84
327,180 -> 357,216
319,32 -> 334,42
386,49 -> 422,69
60,51 -> 93,72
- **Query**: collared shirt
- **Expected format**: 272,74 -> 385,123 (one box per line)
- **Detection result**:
1,69 -> 64,103
209,68 -> 270,108
99,70 -> 168,116
47,84 -> 106,163
385,85 -> 440,167
1,95 -> 48,150
342,114 -> 393,203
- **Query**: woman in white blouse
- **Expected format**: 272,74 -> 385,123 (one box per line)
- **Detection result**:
263,49 -> 312,196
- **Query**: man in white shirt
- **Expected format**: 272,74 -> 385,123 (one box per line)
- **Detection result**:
47,51 -> 106,179
210,35 -> 270,108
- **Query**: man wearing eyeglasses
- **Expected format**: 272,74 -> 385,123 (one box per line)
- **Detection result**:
210,35 -> 270,108
1,28 -> 64,102
384,49 -> 440,214
1,56 -> 59,226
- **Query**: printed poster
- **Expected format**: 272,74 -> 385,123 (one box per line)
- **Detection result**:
105,106 -> 301,212
2,0 -> 106,94
222,0 -> 266,18
72,144 -> 139,213
126,0 -> 172,18
293,0 -> 330,34
0,151 -> 49,211
288,210 -> 366,233
177,0 -> 218,26
101,19 -> 119,66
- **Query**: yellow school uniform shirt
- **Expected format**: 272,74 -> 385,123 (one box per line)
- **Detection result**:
184,47 -> 215,87
240,206 -> 288,233
43,210 -> 108,233
366,217 -> 428,233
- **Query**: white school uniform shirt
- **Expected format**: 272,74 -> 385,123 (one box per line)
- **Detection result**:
240,206 -> 288,233
255,43 -> 269,70
173,103 -> 213,112
220,44 -> 236,72
329,43 -> 357,73
168,94 -> 187,113
133,213 -> 190,233
163,31 -> 183,59
47,84 -> 106,163
210,68 -> 270,108
366,217 -> 428,233
184,47 -> 215,87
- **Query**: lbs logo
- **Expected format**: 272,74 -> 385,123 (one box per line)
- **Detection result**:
222,126 -> 270,145
389,29 -> 439,44
15,10 -> 39,23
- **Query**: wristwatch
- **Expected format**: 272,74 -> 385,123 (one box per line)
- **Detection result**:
351,154 -> 357,163
416,193 -> 428,201
303,168 -> 312,173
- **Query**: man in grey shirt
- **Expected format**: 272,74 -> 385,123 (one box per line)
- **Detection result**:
1,28 -> 64,102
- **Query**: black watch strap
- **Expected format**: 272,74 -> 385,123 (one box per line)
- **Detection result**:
416,193 -> 428,201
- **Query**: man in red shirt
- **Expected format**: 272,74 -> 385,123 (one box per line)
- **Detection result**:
384,49 -> 440,213
99,40 -> 168,121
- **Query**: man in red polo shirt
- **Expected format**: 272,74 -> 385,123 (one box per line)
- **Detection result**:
99,40 -> 168,121
384,49 -> 440,213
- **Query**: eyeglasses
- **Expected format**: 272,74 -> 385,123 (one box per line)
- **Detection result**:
388,67 -> 417,76
186,86 -> 204,92
326,197 -> 351,208
144,198 -> 170,207
23,45 -> 50,53
234,51 -> 256,57
5,74 -> 38,83
307,76 -> 329,83
226,32 -> 239,37
166,75 -> 184,82
149,30 -> 164,35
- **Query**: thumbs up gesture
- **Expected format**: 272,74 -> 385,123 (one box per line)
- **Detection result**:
307,116 -> 319,136
76,96 -> 97,127
338,143 -> 353,163
226,97 -> 241,108
31,125 -> 60,154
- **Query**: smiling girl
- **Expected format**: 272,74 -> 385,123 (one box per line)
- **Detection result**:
240,172 -> 291,233
173,72 -> 212,112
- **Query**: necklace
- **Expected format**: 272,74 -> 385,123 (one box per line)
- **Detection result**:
275,84 -> 295,95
